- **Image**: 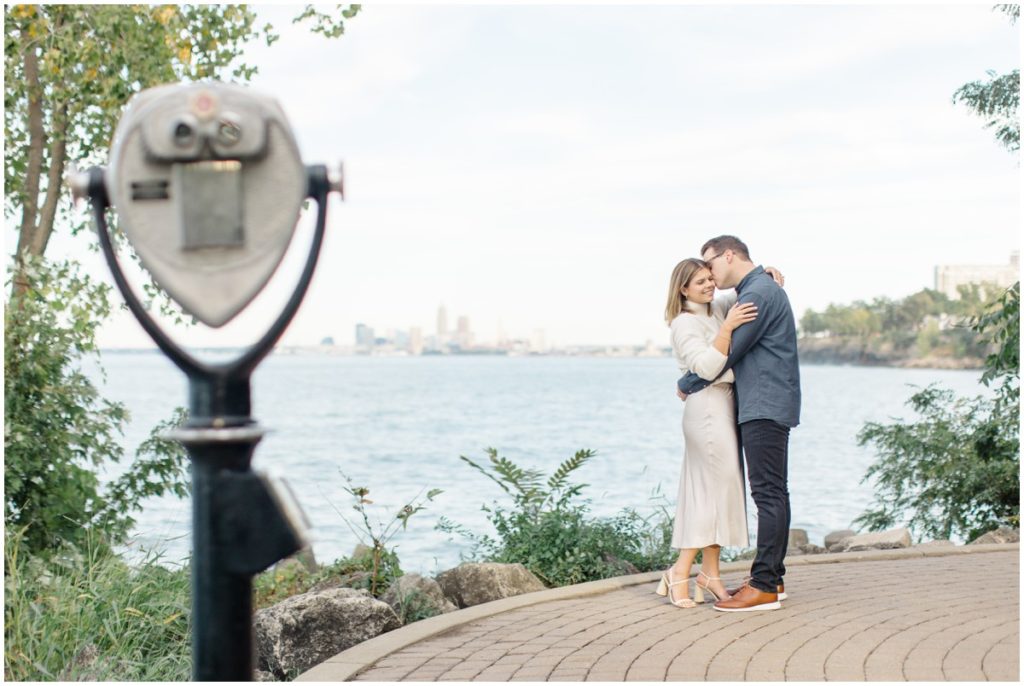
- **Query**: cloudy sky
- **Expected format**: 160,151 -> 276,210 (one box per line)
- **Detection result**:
45,3 -> 1020,349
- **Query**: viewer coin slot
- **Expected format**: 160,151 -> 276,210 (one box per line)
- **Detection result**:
130,179 -> 170,201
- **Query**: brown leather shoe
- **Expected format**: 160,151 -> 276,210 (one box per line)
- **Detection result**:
726,577 -> 786,600
714,583 -> 781,612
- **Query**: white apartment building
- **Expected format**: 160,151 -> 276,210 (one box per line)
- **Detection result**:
934,251 -> 1019,299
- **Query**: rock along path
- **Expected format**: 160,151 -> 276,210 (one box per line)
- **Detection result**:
298,544 -> 1019,682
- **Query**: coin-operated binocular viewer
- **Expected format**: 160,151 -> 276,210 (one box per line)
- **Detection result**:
71,83 -> 343,681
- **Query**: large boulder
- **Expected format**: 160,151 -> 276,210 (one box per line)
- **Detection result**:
829,527 -> 911,553
382,573 -> 457,621
436,563 -> 546,608
254,587 -> 400,679
824,529 -> 856,549
787,529 -> 809,548
309,571 -> 371,594
969,527 -> 1020,545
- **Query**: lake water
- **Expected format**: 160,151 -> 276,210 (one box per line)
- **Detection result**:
86,352 -> 987,574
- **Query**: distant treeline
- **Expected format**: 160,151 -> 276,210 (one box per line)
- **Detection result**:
797,284 -> 1003,367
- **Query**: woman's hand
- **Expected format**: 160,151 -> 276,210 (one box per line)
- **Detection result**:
724,302 -> 757,331
765,266 -> 785,286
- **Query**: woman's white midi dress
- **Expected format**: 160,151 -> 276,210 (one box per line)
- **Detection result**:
669,295 -> 749,549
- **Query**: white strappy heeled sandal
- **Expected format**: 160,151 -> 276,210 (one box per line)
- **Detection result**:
693,570 -> 728,603
655,568 -> 697,608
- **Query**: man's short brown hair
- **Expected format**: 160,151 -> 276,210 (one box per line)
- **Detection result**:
701,235 -> 751,261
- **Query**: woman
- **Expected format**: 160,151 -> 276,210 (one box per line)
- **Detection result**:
656,258 -> 781,608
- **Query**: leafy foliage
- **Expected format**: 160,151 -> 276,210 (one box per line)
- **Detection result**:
95,408 -> 191,537
4,528 -> 191,681
953,68 -> 1020,152
973,281 -> 1020,402
855,282 -> 1020,542
293,4 -> 363,38
4,258 -> 189,556
439,448 -> 676,587
951,5 -> 1020,152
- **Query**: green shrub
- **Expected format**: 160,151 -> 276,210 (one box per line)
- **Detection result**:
4,528 -> 191,681
4,258 -> 189,557
857,282 -> 1020,541
438,448 -> 676,587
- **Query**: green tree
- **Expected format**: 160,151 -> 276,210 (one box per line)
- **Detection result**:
855,283 -> 1020,541
952,4 -> 1020,153
3,4 -> 360,554
914,318 -> 941,357
5,4 -> 360,283
799,308 -> 827,335
6,5 -> 259,278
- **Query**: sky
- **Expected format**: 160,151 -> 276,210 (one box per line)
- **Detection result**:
32,3 -> 1022,349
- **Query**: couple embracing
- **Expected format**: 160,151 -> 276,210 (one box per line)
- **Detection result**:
658,235 -> 800,612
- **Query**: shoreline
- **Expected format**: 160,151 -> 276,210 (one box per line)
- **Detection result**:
95,346 -> 985,370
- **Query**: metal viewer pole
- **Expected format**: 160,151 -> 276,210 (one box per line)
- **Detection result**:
81,163 -> 340,680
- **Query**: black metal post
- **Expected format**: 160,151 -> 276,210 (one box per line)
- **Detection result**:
86,165 -> 337,681
187,420 -> 262,679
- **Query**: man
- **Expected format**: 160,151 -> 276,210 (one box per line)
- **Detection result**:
677,235 -> 801,612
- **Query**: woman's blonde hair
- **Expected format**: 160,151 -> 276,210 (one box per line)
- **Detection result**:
664,258 -> 712,324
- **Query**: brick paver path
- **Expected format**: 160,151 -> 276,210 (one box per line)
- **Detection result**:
353,550 -> 1018,681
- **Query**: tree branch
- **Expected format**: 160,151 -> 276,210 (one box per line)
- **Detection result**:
33,104 -> 69,258
15,29 -> 46,267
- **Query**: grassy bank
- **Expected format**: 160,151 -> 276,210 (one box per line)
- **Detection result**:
3,451 -> 685,681
4,530 -> 191,681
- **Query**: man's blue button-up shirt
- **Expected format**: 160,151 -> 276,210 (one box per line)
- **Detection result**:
677,265 -> 801,428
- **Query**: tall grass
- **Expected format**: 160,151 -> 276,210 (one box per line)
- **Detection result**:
4,528 -> 191,681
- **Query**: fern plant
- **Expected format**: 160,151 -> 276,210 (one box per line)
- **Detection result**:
458,447 -> 595,519
439,448 -> 674,586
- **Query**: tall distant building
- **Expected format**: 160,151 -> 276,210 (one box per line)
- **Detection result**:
934,251 -> 1019,299
437,304 -> 449,347
355,323 -> 375,348
456,315 -> 472,349
409,327 -> 423,356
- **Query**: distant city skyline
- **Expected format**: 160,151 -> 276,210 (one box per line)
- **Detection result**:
352,304 -> 551,354
24,5 -> 1018,350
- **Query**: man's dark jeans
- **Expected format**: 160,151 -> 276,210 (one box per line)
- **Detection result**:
740,419 -> 791,593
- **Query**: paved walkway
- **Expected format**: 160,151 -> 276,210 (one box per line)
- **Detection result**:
299,544 -> 1019,681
